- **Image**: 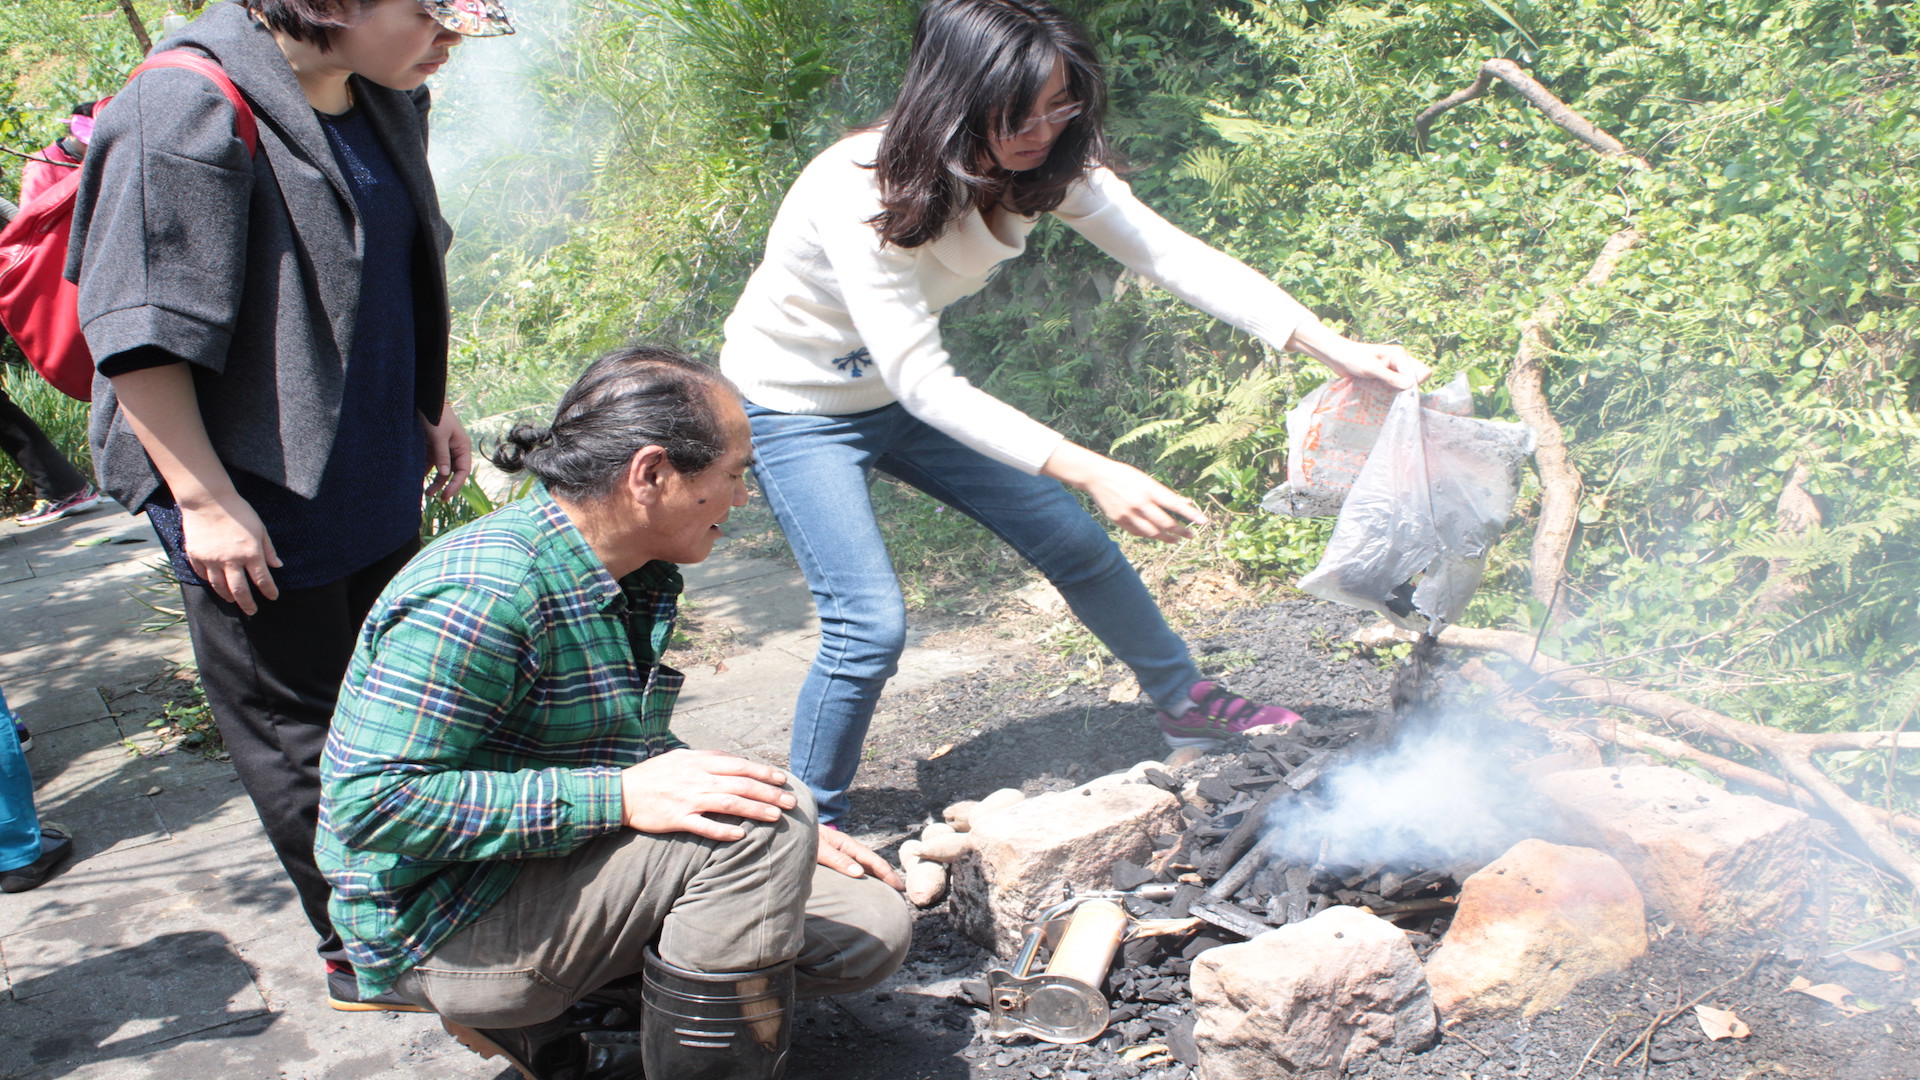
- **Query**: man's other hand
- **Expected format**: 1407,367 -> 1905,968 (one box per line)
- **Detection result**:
619,749 -> 798,841
817,826 -> 906,890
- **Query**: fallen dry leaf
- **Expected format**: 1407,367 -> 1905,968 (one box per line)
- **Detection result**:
1107,677 -> 1141,703
1694,1004 -> 1750,1040
1841,949 -> 1907,974
711,659 -> 729,675
1787,977 -> 1864,1016
927,743 -> 954,761
1119,1045 -> 1170,1063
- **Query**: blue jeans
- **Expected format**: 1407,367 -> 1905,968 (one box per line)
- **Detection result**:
747,403 -> 1202,823
0,686 -> 40,873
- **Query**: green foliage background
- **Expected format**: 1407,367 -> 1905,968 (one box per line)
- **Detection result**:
3,1 -> 1918,807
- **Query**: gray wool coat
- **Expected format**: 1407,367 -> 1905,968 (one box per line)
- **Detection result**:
67,0 -> 452,513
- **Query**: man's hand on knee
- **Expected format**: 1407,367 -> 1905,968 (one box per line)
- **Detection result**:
620,749 -> 799,841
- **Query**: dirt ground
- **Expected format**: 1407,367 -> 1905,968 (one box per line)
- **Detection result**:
786,597 -> 1920,1080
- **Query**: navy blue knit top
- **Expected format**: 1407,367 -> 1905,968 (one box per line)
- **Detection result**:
146,106 -> 425,589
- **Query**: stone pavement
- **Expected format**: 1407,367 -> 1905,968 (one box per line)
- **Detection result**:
0,505 -> 994,1080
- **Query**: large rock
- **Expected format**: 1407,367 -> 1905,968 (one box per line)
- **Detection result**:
1424,839 -> 1646,1019
1192,905 -> 1436,1079
949,781 -> 1182,957
1541,766 -> 1815,934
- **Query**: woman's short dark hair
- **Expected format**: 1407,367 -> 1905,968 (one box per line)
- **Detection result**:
242,0 -> 379,50
492,345 -> 737,500
869,0 -> 1109,249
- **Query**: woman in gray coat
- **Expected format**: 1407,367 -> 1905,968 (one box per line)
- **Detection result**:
68,0 -> 512,1012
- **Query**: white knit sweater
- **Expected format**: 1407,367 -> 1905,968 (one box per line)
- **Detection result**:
720,130 -> 1318,474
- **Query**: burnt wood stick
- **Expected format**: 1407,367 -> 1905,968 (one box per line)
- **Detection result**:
1370,897 -> 1457,916
1284,750 -> 1332,790
1202,784 -> 1293,878
1284,865 -> 1312,924
1189,899 -> 1273,940
1206,836 -> 1277,902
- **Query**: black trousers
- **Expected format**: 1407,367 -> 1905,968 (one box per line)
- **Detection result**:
181,538 -> 419,964
0,385 -> 87,501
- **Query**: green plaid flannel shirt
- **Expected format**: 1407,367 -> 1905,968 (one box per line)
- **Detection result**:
316,488 -> 687,996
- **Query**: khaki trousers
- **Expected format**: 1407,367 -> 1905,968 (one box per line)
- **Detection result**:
392,783 -> 911,1028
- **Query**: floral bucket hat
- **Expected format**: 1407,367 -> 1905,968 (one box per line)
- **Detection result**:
417,0 -> 515,37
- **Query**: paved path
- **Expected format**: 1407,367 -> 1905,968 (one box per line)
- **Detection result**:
0,506 -> 993,1080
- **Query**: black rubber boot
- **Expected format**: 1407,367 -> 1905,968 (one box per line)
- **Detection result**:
578,974 -> 647,1080
441,1000 -> 612,1080
639,947 -> 794,1080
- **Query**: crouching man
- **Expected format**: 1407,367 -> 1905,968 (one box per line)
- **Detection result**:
316,346 -> 911,1080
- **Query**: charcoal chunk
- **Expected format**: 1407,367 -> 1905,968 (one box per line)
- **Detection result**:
1196,776 -> 1238,804
1142,767 -> 1180,791
1181,933 -> 1228,960
1167,1018 -> 1201,1064
1111,858 -> 1156,892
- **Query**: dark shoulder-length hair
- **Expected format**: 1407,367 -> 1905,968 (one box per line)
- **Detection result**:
868,0 -> 1109,249
491,345 -> 737,501
242,0 -> 379,50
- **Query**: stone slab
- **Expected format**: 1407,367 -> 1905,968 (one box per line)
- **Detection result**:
0,822 -> 274,940
0,926 -> 269,1075
5,685 -> 110,735
26,791 -> 171,868
682,551 -> 803,593
26,718 -> 171,809
152,768 -> 260,838
0,547 -> 32,585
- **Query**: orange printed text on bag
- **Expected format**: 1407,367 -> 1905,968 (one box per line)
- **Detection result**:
0,52 -> 258,402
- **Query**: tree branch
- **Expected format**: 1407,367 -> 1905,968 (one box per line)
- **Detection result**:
1459,659 -> 1920,838
117,0 -> 153,52
1510,229 -> 1639,618
1440,625 -> 1920,892
1415,58 -> 1651,169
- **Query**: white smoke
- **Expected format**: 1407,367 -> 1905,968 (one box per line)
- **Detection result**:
426,0 -> 599,261
1263,718 -> 1544,871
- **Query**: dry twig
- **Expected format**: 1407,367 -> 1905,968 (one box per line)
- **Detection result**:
1609,951 -> 1769,1069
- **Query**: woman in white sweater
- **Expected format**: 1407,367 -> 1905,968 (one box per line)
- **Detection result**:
720,0 -> 1427,824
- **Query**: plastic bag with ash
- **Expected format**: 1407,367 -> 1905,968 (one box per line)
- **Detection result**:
1262,376 -> 1472,517
1296,384 -> 1535,633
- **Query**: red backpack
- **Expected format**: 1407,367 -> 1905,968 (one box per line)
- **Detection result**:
0,52 -> 258,401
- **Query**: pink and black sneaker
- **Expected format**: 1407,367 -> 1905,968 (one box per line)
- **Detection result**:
1157,680 -> 1303,749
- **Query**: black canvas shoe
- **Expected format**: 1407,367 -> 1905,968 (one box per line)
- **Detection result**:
0,823 -> 73,893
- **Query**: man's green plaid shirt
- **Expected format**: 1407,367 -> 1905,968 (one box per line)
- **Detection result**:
316,488 -> 688,997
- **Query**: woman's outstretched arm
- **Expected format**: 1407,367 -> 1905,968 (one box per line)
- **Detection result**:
1057,167 -> 1431,389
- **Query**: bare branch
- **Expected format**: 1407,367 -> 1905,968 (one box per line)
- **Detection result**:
1460,660 -> 1920,838
1511,229 -> 1640,618
1415,58 -> 1651,170
1441,624 -> 1920,892
117,0 -> 153,52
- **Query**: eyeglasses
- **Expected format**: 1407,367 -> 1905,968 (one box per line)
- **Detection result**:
1011,101 -> 1085,137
